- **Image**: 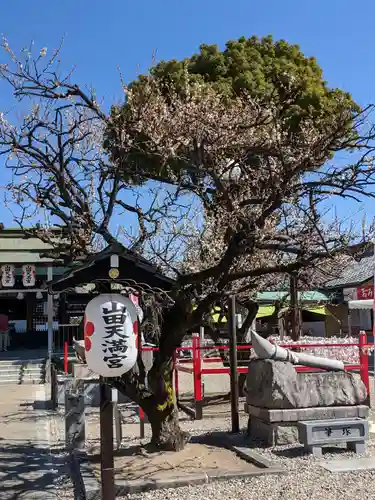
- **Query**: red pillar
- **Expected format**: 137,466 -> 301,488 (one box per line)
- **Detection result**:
173,350 -> 179,401
64,341 -> 68,374
192,334 -> 203,419
359,331 -> 370,395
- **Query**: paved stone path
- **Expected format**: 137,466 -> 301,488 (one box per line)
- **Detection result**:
0,385 -> 68,500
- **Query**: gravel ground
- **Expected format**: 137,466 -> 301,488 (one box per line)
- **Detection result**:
118,413 -> 375,500
55,372 -> 375,500
114,375 -> 375,500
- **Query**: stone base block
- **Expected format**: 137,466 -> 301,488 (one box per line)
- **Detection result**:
246,405 -> 370,447
245,404 -> 369,422
247,416 -> 299,446
298,417 -> 368,456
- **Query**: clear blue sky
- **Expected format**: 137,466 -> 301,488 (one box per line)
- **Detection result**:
0,0 -> 374,229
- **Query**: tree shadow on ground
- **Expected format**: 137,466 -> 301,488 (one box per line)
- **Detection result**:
190,429 -> 248,448
88,443 -> 144,461
0,442 -> 69,499
87,429 -> 249,460
2,411 -> 53,424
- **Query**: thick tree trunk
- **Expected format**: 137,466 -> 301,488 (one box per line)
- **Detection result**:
115,373 -> 190,451
115,295 -> 205,451
144,361 -> 190,451
146,403 -> 189,451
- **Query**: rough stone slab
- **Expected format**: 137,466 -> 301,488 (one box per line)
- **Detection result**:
320,457 -> 375,473
247,405 -> 369,423
81,449 -> 284,495
207,468 -> 285,480
116,474 -> 209,493
246,359 -> 367,409
65,380 -> 85,450
232,446 -> 274,468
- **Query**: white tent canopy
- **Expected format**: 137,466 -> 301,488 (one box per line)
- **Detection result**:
348,299 -> 373,310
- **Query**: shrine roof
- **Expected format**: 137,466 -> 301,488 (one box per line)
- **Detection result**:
324,248 -> 374,289
46,242 -> 175,292
0,228 -> 63,264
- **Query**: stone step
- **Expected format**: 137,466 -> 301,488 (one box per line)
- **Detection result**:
0,368 -> 45,375
0,366 -> 45,372
0,364 -> 45,370
0,375 -> 45,382
0,378 -> 45,385
0,378 -> 46,385
0,358 -> 45,364
0,363 -> 45,368
0,372 -> 45,378
0,364 -> 44,368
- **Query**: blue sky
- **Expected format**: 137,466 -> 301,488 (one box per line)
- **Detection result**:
0,0 -> 374,230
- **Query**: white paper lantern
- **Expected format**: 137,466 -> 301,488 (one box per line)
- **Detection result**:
84,293 -> 138,377
1,265 -> 15,288
22,264 -> 36,287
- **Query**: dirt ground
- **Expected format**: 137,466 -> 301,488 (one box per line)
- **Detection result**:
89,441 -> 259,481
85,362 -> 255,484
84,368 -> 375,484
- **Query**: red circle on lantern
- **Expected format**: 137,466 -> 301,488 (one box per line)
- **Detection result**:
85,336 -> 92,352
85,321 -> 95,337
84,320 -> 95,352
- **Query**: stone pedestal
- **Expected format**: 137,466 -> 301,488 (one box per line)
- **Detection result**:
57,376 -> 131,407
245,404 -> 369,446
72,363 -> 97,380
65,379 -> 85,450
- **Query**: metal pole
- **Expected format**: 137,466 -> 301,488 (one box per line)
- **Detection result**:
228,295 -> 239,433
192,333 -> 203,419
100,381 -> 115,500
290,274 -> 299,340
47,266 -> 54,359
373,240 -> 375,410
199,326 -> 205,342
112,388 -> 122,449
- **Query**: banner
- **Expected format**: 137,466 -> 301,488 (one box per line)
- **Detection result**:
357,284 -> 374,300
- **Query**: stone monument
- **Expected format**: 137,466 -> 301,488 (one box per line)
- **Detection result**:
246,332 -> 369,449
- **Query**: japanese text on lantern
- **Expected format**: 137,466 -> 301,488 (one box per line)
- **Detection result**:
357,285 -> 374,300
22,264 -> 36,287
101,301 -> 129,369
1,265 -> 15,288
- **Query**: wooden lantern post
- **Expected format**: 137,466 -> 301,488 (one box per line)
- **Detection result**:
228,295 -> 240,433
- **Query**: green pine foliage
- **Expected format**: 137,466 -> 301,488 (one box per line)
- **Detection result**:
134,35 -> 359,132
